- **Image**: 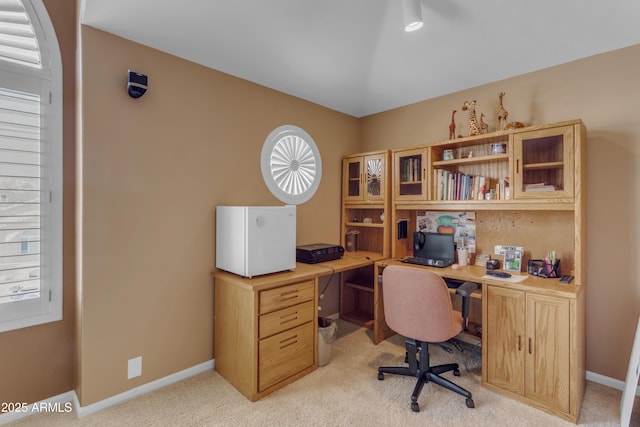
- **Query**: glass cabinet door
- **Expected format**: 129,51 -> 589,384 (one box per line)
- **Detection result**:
364,154 -> 385,201
343,154 -> 386,201
513,125 -> 574,199
343,157 -> 363,201
393,148 -> 428,200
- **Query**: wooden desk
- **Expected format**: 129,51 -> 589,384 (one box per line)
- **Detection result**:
212,255 -> 377,401
374,259 -> 585,423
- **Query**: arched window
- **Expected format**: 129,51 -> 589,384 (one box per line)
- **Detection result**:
0,0 -> 62,332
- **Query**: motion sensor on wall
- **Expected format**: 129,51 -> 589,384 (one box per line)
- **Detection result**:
127,70 -> 147,98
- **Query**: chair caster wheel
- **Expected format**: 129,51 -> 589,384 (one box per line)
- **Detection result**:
466,398 -> 475,408
377,372 -> 384,380
411,402 -> 420,412
454,368 -> 460,376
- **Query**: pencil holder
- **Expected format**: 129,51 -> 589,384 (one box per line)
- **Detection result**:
528,259 -> 560,278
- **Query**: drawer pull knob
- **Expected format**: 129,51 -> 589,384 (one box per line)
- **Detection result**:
280,335 -> 298,350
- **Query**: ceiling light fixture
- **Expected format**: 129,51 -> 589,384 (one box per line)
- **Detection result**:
402,0 -> 423,32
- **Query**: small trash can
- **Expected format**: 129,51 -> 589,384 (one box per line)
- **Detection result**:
318,317 -> 338,367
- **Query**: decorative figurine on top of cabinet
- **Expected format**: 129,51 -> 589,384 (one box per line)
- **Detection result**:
497,92 -> 509,130
448,110 -> 456,140
480,113 -> 489,134
461,100 -> 482,136
505,121 -> 525,129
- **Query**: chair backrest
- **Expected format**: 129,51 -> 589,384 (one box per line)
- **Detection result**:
382,265 -> 461,343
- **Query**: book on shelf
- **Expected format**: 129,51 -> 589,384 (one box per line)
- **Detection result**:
433,169 -> 495,201
524,182 -> 557,192
402,158 -> 421,182
433,169 -> 512,201
496,178 -> 510,200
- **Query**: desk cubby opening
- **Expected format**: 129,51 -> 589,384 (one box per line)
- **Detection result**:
339,265 -> 375,329
392,209 -> 575,276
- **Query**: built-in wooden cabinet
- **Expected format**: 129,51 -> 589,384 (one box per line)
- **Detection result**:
341,150 -> 391,259
390,120 -> 583,209
340,151 -> 390,330
483,283 -> 584,423
385,119 -> 586,422
391,120 -> 587,280
343,152 -> 387,202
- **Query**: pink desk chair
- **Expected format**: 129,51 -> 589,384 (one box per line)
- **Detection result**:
377,265 -> 476,412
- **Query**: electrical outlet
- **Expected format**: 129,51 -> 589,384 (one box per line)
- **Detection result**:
128,356 -> 142,379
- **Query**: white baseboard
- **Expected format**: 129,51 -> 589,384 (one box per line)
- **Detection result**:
587,370 -> 640,396
74,359 -> 214,418
0,360 -> 214,425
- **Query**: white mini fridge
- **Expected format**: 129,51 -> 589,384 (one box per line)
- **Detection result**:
216,205 -> 296,278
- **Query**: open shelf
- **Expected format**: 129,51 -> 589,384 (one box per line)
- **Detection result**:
432,153 -> 509,167
345,221 -> 385,228
340,311 -> 375,330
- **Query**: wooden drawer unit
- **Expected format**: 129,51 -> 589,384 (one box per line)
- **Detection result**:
258,281 -> 315,391
214,267 -> 319,401
259,322 -> 314,391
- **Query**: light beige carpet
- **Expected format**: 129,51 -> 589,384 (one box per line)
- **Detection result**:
8,319 -> 637,426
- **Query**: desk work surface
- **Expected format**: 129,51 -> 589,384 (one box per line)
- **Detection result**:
212,252 -> 379,291
379,259 -> 582,299
315,250 -> 384,274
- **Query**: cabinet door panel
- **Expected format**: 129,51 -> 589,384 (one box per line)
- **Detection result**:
485,286 -> 526,394
343,157 -> 363,201
525,293 -> 571,412
393,148 -> 428,200
513,124 -> 574,199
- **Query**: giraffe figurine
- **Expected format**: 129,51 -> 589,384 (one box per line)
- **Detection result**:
497,92 -> 509,130
461,101 -> 481,136
448,110 -> 456,139
480,113 -> 489,134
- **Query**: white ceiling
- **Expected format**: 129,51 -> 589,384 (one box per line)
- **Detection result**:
80,0 -> 640,118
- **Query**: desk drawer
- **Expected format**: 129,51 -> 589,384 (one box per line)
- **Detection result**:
259,280 -> 315,314
258,322 -> 314,392
260,300 -> 315,339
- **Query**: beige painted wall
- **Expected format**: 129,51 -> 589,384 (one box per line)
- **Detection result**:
360,44 -> 640,381
77,26 -> 360,405
0,0 -> 76,406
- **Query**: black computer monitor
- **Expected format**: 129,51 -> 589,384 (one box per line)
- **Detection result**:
413,232 -> 455,264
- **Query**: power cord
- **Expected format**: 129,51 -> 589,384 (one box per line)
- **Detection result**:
318,267 -> 336,307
